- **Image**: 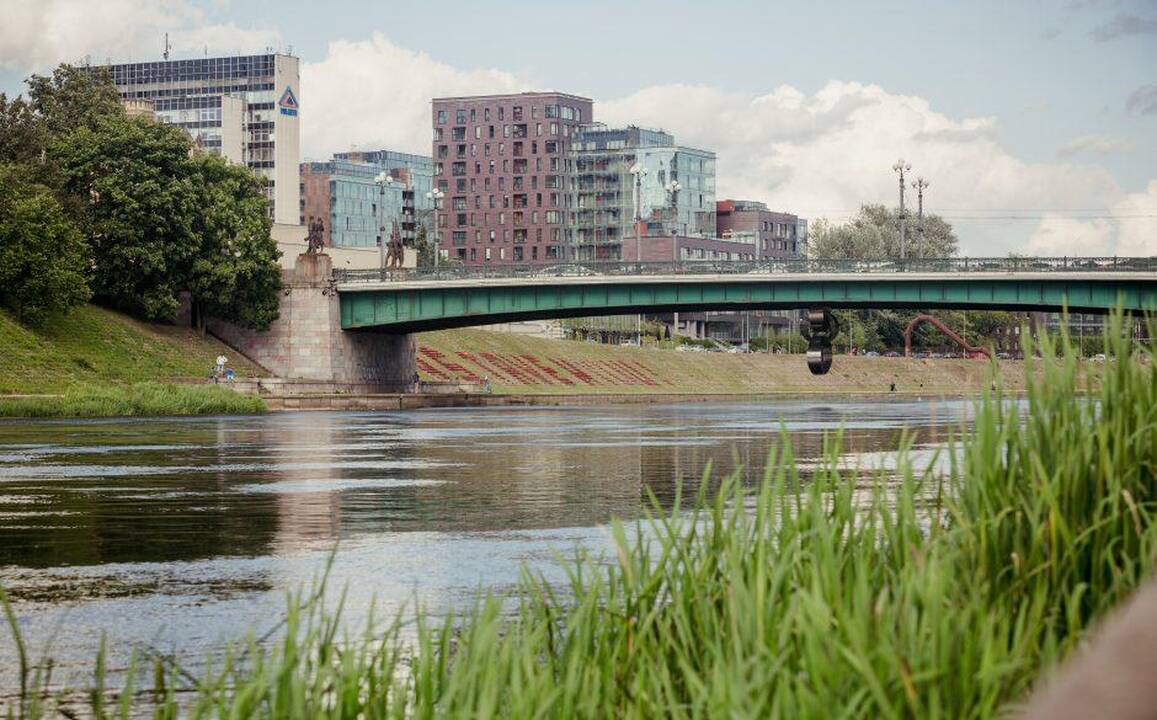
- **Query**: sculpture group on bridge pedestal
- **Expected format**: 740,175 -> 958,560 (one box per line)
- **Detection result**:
305,216 -> 326,254
384,220 -> 404,269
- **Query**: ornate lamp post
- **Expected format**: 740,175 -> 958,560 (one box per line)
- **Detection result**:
629,162 -> 648,265
892,159 -> 911,261
425,187 -> 445,261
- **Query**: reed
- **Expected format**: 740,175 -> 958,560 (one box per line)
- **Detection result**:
2,315 -> 1153,718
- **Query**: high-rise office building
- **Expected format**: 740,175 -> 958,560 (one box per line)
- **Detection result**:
99,53 -> 301,225
431,92 -> 593,264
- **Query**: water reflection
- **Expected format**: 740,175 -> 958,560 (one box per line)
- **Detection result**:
0,401 -> 972,570
0,400 -> 975,689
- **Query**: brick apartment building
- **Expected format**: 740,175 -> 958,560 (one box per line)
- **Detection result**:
431,92 -> 593,264
716,199 -> 807,258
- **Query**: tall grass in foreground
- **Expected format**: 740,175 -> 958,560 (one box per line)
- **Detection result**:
0,382 -> 265,418
2,316 -> 1155,718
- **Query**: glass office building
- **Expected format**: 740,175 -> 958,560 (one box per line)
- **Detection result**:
300,155 -> 434,250
99,53 -> 301,225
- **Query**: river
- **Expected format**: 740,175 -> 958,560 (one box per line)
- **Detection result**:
0,399 -> 972,691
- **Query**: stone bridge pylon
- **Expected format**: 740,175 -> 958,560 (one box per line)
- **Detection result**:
209,253 -> 416,390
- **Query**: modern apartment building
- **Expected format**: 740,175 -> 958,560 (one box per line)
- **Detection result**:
99,53 -> 301,225
332,149 -> 435,247
716,199 -> 806,258
571,125 -> 717,261
431,92 -> 593,264
300,153 -> 433,250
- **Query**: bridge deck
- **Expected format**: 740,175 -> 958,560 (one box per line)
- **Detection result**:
335,269 -> 1157,332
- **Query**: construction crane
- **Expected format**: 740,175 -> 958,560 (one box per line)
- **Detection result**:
903,314 -> 991,359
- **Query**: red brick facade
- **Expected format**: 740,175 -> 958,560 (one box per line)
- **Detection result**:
432,92 -> 593,265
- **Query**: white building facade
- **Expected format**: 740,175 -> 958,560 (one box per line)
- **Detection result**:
100,53 -> 301,225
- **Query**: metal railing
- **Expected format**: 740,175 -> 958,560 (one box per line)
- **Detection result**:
332,256 -> 1157,284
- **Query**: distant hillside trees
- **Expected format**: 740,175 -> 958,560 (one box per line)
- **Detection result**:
0,63 -> 281,329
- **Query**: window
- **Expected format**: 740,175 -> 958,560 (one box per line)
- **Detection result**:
546,210 -> 560,224
474,126 -> 481,139
433,128 -> 443,141
512,106 -> 523,120
532,106 -> 539,119
452,127 -> 466,141
513,246 -> 523,262
437,110 -> 447,124
503,125 -> 511,138
532,246 -> 538,260
498,107 -> 504,120
484,108 -> 490,121
470,108 -> 476,122
452,230 -> 466,246
545,141 -> 558,154
455,109 -> 467,124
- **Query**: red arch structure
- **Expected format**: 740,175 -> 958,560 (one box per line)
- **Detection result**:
903,314 -> 992,359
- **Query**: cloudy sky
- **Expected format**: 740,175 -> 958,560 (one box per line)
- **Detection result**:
1,0 -> 1155,255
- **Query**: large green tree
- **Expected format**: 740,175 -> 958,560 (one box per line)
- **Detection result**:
52,115 -> 200,321
186,154 -> 281,333
26,64 -> 124,140
809,204 -> 959,260
0,165 -> 90,324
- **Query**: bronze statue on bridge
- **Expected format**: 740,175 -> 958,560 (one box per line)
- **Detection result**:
305,216 -> 326,254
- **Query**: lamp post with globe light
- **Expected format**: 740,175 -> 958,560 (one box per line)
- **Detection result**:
425,187 -> 445,263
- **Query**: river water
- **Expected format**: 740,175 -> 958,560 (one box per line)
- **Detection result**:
0,399 -> 972,691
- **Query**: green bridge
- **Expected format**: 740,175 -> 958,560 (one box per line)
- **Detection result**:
335,258 -> 1157,333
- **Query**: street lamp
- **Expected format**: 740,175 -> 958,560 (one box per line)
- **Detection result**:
425,187 -> 445,260
892,159 -> 911,261
374,171 -> 394,269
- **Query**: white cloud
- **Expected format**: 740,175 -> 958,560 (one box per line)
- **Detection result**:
301,34 -> 527,160
1027,181 -> 1157,256
1057,134 -> 1134,156
598,81 -> 1126,254
0,0 -> 279,71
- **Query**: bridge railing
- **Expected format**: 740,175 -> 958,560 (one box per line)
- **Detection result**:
332,256 -> 1156,284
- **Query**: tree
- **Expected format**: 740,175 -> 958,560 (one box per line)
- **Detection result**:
414,225 -> 441,270
0,165 -> 90,324
185,154 -> 281,333
809,204 -> 959,260
52,115 -> 200,320
0,94 -> 48,166
26,64 -> 124,140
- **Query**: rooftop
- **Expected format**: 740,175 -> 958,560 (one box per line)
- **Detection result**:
431,91 -> 593,103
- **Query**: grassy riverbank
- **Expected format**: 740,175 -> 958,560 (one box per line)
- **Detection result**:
416,327 -> 1028,395
2,317 -> 1153,716
0,305 -> 266,417
0,382 -> 265,418
0,304 -> 264,395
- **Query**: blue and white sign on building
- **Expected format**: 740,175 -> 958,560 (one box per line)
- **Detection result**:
279,86 -> 298,116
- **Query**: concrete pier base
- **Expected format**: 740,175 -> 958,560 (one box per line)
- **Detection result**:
209,253 -> 416,389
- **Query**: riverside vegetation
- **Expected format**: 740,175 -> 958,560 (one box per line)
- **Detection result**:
1,315 -> 1154,717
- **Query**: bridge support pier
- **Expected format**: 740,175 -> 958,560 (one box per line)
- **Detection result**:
209,253 -> 417,390
806,309 -> 839,376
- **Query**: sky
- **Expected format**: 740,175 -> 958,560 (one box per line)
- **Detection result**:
1,0 -> 1155,255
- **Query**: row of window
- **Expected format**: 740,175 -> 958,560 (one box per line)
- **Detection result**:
452,245 -> 559,262
444,209 -> 563,227
437,139 -> 563,159
436,103 -> 583,126
452,193 -> 562,210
